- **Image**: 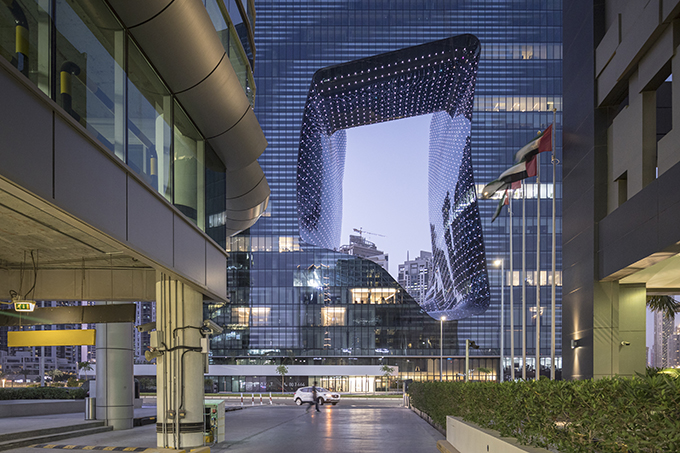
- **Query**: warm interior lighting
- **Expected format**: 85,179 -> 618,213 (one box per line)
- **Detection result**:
321,307 -> 346,326
350,288 -> 397,304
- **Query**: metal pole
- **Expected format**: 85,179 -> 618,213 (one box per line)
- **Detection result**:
500,259 -> 504,382
536,146 -> 541,382
522,186 -> 527,380
465,340 -> 469,383
440,317 -> 443,381
509,190 -> 515,381
551,108 -> 557,380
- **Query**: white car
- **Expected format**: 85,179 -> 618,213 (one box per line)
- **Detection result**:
293,386 -> 340,406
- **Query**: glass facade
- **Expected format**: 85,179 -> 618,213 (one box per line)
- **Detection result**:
0,0 -> 255,244
209,0 -> 562,384
296,36 -> 490,321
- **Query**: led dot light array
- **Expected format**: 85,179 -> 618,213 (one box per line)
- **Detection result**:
297,34 -> 489,320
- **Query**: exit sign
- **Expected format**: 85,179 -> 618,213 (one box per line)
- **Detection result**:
14,301 -> 35,312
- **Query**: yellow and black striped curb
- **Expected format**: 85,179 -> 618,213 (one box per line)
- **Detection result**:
30,445 -> 151,452
30,445 -> 209,453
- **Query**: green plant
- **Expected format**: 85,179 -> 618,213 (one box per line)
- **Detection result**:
646,295 -> 680,319
276,365 -> 288,392
381,365 -> 395,392
0,387 -> 87,400
409,375 -> 680,453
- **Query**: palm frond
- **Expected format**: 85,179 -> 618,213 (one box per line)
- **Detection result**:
646,295 -> 680,319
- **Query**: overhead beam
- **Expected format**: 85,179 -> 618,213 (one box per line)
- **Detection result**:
8,329 -> 96,347
0,268 -> 157,302
0,304 -> 136,326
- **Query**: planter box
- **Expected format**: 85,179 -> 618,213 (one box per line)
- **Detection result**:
446,416 -> 551,453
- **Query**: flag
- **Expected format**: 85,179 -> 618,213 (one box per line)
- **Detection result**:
491,189 -> 508,222
514,124 -> 552,164
480,160 -> 535,199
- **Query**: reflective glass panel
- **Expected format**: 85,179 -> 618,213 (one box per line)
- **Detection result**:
174,101 -> 205,229
127,38 -> 172,201
54,0 -> 125,158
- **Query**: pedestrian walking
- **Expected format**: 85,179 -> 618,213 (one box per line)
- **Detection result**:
306,381 -> 321,413
312,381 -> 320,412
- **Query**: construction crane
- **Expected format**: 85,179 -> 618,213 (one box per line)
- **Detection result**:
353,227 -> 386,238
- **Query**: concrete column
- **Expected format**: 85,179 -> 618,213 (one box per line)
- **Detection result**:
593,282 -> 646,379
156,272 -> 205,449
617,284 -> 646,377
95,302 -> 134,430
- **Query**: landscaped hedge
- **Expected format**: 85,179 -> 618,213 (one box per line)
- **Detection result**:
0,387 -> 87,400
409,375 -> 680,453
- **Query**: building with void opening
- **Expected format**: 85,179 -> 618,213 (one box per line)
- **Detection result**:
0,0 -> 268,449
202,0 -> 563,391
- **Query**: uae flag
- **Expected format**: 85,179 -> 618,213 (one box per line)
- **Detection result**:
514,124 -> 553,164
491,189 -> 510,222
480,159 -> 537,199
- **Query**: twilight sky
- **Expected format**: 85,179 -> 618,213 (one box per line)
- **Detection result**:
341,114 -> 433,280
340,114 -> 663,352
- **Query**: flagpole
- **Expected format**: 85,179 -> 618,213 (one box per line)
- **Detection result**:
550,108 -> 557,380
535,139 -> 541,382
509,188 -> 515,381
522,184 -> 526,380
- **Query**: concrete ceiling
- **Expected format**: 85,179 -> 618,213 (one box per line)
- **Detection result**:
0,182 -> 153,301
620,252 -> 680,294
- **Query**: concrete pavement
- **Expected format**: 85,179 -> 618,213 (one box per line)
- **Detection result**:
1,401 -> 443,453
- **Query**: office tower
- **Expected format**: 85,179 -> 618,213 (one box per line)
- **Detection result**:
398,252 -> 432,306
208,0 -> 562,388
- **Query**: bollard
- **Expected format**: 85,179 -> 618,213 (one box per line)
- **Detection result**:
269,392 -> 273,405
260,394 -> 263,405
240,393 -> 243,407
251,393 -> 254,406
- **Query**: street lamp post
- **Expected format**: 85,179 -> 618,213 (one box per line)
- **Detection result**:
494,259 -> 504,383
464,339 -> 479,382
440,316 -> 446,381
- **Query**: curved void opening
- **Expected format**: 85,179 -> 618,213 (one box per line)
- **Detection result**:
297,35 -> 489,320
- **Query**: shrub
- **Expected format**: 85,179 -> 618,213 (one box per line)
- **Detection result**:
0,387 -> 87,400
409,375 -> 680,453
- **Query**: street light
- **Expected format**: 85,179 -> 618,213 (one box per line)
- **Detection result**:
494,259 -> 504,383
465,339 -> 479,382
440,315 -> 446,381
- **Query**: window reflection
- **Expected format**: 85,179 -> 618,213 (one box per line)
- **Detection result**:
174,102 -> 205,228
55,0 -> 125,158
127,39 -> 172,201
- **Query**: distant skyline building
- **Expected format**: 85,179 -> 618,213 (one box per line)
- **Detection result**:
667,324 -> 680,368
339,234 -> 389,272
398,251 -> 433,306
652,312 -> 676,368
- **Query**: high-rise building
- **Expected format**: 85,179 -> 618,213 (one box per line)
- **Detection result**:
339,234 -> 389,272
207,0 -> 563,389
652,312 -> 676,368
563,0 -> 680,379
398,251 -> 432,306
667,324 -> 680,368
